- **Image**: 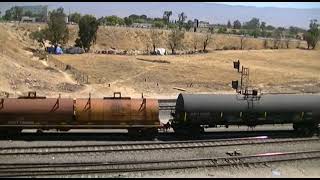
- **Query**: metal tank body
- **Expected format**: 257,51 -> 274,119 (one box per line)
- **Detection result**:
174,93 -> 320,126
75,94 -> 160,128
0,97 -> 74,128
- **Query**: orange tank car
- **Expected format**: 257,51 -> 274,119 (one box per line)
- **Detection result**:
74,92 -> 160,131
0,92 -> 74,133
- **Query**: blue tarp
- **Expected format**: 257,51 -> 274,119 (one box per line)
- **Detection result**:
55,47 -> 63,54
47,47 -> 55,54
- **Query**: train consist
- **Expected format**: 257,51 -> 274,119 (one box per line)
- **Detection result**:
0,92 -> 160,136
0,91 -> 319,137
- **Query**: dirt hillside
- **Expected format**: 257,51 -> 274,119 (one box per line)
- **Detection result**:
16,23 -> 311,52
56,49 -> 320,98
1,22 -> 319,99
0,23 -> 84,98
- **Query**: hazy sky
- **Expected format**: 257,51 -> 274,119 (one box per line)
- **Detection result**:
213,2 -> 320,9
0,2 -> 319,28
1,2 -> 320,13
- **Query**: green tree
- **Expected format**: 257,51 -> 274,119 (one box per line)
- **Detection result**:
97,16 -> 105,25
13,6 -> 23,21
149,29 -> 163,53
105,15 -> 125,26
227,20 -> 231,28
233,20 -> 241,29
24,10 -> 33,17
153,20 -> 165,28
184,20 -> 193,31
304,19 -> 319,49
4,6 -> 22,21
140,14 -> 147,19
29,29 -> 48,48
124,17 -> 133,26
163,11 -> 172,23
168,29 -> 185,54
240,35 -> 247,50
4,9 -> 12,20
168,23 -> 178,29
263,39 -> 268,49
46,7 -> 69,45
69,12 -> 81,24
75,15 -> 99,52
265,25 -> 275,31
129,14 -> 140,20
249,29 -> 260,38
260,21 -> 266,30
201,32 -> 213,52
177,12 -> 187,30
243,17 -> 260,29
272,29 -> 282,49
218,27 -> 227,34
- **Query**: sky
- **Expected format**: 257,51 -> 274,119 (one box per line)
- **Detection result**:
1,2 -> 320,12
0,2 -> 319,28
213,2 -> 320,9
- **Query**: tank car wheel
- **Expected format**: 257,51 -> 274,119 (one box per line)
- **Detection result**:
128,128 -> 157,139
172,125 -> 203,137
143,128 -> 158,139
190,127 -> 203,137
128,128 -> 142,138
172,127 -> 188,136
6,128 -> 22,136
294,123 -> 316,137
36,129 -> 44,134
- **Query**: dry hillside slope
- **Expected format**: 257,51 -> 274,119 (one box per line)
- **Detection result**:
56,49 -> 320,98
0,23 -> 84,98
15,23 -> 312,52
1,23 -> 320,99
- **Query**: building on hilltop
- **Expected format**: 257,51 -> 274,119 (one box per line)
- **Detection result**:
198,21 -> 210,28
18,5 -> 48,22
20,16 -> 36,23
131,23 -> 153,28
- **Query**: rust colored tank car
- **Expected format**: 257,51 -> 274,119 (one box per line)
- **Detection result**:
75,92 -> 160,135
0,92 -> 74,133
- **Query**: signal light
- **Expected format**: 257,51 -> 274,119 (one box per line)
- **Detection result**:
232,80 -> 239,90
233,60 -> 240,72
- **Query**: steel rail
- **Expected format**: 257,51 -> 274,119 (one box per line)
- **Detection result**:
0,150 -> 319,177
0,137 -> 318,156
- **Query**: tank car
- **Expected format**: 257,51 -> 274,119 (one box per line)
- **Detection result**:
0,92 -> 74,134
74,92 -> 160,136
170,93 -> 320,136
0,92 -> 160,137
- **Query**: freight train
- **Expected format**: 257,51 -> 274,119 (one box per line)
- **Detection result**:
0,91 -> 319,137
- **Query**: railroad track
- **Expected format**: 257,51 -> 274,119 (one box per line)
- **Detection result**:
0,137 -> 318,156
0,150 -> 319,177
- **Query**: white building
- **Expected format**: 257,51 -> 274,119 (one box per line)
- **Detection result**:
131,23 -> 153,28
20,16 -> 36,23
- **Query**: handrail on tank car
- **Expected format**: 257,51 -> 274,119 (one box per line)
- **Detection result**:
103,92 -> 131,99
50,94 -> 62,112
0,99 -> 3,109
